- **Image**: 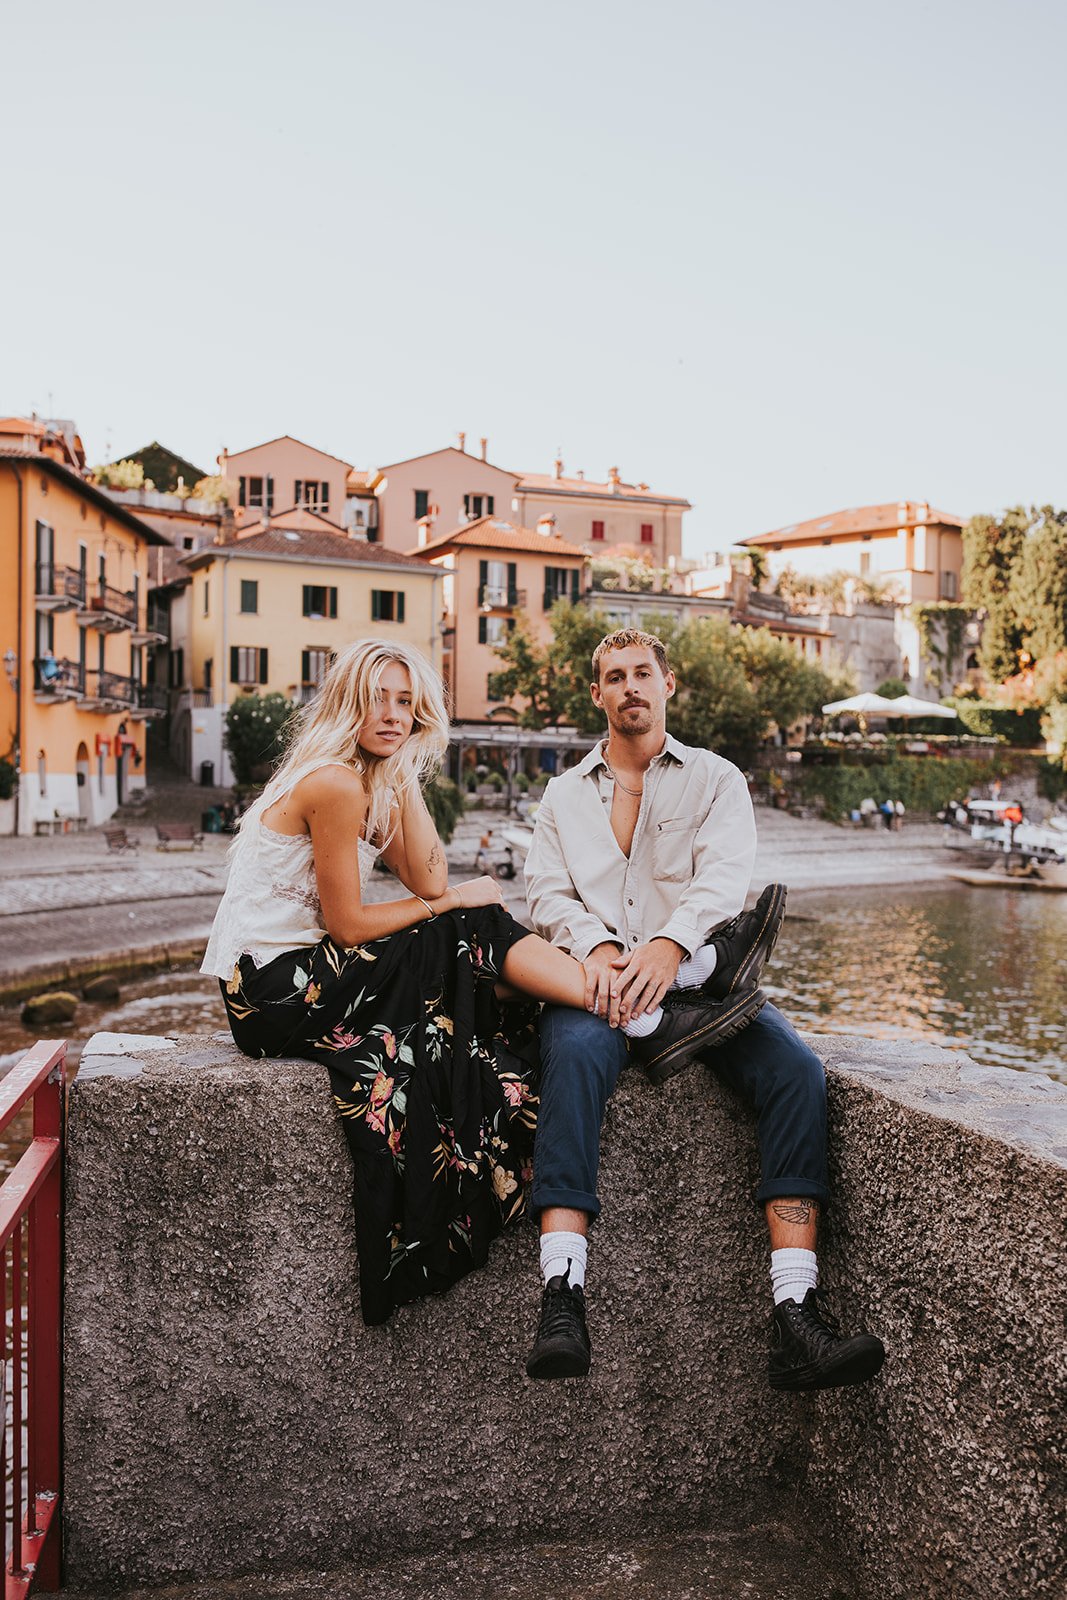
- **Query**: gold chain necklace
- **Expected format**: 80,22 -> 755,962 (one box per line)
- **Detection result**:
602,750 -> 644,798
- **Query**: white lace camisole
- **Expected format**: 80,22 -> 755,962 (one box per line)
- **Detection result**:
200,761 -> 379,980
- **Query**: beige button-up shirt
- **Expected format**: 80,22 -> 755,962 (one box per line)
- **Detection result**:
524,733 -> 757,962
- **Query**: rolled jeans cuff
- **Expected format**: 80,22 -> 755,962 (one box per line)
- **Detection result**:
755,1175 -> 831,1210
530,1184 -> 602,1222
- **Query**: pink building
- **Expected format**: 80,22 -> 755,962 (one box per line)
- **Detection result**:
369,437 -> 519,553
514,458 -> 690,567
220,436 -> 354,532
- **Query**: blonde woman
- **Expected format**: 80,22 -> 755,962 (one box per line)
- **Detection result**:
202,639 -> 600,1325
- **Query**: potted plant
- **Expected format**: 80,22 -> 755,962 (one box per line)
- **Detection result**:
0,754 -> 17,836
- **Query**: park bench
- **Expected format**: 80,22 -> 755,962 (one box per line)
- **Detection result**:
155,822 -> 204,852
103,825 -> 140,852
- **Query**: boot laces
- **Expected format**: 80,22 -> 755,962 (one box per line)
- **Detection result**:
793,1288 -> 842,1354
539,1276 -> 583,1339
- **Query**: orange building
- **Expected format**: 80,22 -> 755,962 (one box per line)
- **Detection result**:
411,517 -> 587,723
0,450 -> 169,835
740,501 -> 965,605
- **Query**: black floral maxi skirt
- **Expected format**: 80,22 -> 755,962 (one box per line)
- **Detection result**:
219,907 -> 540,1324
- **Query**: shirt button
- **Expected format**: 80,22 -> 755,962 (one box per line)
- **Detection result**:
631,935 -> 638,944
627,898 -> 634,906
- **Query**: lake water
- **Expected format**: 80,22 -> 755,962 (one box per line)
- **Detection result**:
0,881 -> 1063,1177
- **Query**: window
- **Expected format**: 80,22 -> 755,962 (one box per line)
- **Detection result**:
170,647 -> 184,688
203,579 -> 210,617
463,494 -> 495,520
295,480 -> 330,513
640,523 -> 654,544
859,552 -> 871,577
204,658 -> 213,691
591,520 -> 605,541
941,571 -> 958,600
478,615 -> 515,646
240,579 -> 258,614
371,590 -> 406,623
301,648 -> 331,690
479,558 -> 517,606
239,475 -> 274,511
302,585 -> 338,619
414,489 -> 430,520
543,565 -> 579,610
230,646 -> 268,685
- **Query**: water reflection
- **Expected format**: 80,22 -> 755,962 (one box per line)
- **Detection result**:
770,883 -> 1067,1082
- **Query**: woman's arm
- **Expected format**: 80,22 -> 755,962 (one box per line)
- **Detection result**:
378,781 -> 449,899
305,768 -> 496,945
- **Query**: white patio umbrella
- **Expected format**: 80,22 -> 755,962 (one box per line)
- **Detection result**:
877,694 -> 958,720
821,693 -> 900,717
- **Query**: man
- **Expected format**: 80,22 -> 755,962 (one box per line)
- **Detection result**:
523,628 -> 885,1392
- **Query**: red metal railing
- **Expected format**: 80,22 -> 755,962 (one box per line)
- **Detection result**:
0,1042 -> 64,1597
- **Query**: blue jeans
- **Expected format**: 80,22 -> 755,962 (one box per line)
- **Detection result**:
531,1002 -> 829,1219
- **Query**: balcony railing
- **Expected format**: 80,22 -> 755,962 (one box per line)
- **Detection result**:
34,563 -> 86,610
145,603 -> 170,639
33,658 -> 85,699
133,683 -> 168,719
297,684 -> 321,705
478,585 -> 525,609
78,668 -> 136,709
78,584 -> 137,631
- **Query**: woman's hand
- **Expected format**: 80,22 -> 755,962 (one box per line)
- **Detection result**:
449,875 -> 505,910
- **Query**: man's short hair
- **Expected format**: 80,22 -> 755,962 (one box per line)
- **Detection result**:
591,628 -> 671,681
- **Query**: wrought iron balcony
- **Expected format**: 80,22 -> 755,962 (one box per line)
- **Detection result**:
77,668 -> 137,710
35,563 -> 87,611
131,682 -> 168,720
77,583 -> 137,631
478,585 -> 525,609
33,657 -> 85,700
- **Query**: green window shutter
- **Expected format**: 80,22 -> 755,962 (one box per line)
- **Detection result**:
571,568 -> 580,602
372,590 -> 381,621
479,560 -> 488,598
302,586 -> 311,617
266,476 -> 274,512
478,616 -> 487,645
301,650 -> 310,681
230,646 -> 240,684
259,648 -> 269,684
238,477 -> 246,508
506,562 -> 517,605
397,592 -> 405,623
330,588 -> 338,618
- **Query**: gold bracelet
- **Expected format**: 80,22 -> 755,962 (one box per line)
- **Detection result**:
415,894 -> 436,921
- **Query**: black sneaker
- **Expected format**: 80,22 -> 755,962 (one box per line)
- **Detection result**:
703,883 -> 787,1000
526,1272 -> 591,1380
633,987 -> 767,1087
769,1288 -> 886,1391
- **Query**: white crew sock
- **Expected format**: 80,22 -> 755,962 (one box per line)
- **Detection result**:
622,1007 -> 663,1039
540,1230 -> 588,1289
770,1247 -> 819,1306
670,943 -> 718,990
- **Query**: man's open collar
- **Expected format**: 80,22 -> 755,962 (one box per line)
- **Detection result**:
572,732 -> 687,779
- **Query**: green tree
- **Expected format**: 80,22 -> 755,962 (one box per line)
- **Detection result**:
961,508 -> 1029,681
224,693 -> 295,784
1012,507 -> 1067,663
487,603 -> 607,731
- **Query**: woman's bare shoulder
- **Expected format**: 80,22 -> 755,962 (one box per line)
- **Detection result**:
296,764 -> 367,811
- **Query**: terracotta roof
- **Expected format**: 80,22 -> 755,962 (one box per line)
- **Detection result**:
185,526 -> 431,570
517,472 -> 691,509
410,517 -> 587,559
236,505 -> 348,536
224,434 -> 354,470
0,416 -> 47,436
346,469 -> 373,491
0,452 -> 170,544
742,502 -> 965,548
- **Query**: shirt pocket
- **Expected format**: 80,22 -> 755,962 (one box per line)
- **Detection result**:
652,816 -> 695,883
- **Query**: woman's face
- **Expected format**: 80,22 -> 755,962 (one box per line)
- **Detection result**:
356,661 -> 415,758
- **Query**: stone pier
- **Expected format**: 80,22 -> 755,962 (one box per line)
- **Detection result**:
59,1030 -> 1067,1598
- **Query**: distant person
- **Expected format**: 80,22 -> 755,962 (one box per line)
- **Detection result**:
522,628 -> 885,1392
859,796 -> 877,828
893,800 -> 905,832
39,649 -> 59,688
880,799 -> 894,830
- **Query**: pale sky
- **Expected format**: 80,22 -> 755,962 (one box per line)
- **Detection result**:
3,0 -> 1064,559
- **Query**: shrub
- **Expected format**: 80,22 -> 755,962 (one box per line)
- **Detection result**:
423,775 -> 464,842
945,699 -> 1044,745
224,693 -> 295,785
0,757 -> 16,801
514,771 -> 530,792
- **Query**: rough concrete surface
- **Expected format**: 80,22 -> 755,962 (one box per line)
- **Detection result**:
62,1030 -> 1066,1599
45,1526 -> 855,1600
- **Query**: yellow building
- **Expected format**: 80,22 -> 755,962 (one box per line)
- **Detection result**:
0,451 -> 169,835
178,518 -> 442,784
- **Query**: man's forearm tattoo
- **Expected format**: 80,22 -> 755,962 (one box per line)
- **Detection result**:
427,842 -> 442,872
771,1200 -> 818,1227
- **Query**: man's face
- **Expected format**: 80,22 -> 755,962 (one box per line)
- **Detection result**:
591,645 -> 675,737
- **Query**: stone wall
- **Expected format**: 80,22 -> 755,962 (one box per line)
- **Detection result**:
62,1029 -> 1066,1597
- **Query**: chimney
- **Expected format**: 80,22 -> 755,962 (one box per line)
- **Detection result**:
553,455 -> 564,480
479,437 -> 487,461
417,513 -> 435,548
537,512 -> 560,540
576,470 -> 584,481
608,466 -> 621,494
218,447 -> 228,469
458,432 -> 466,454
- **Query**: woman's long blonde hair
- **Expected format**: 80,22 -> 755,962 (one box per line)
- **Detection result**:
237,639 -> 450,848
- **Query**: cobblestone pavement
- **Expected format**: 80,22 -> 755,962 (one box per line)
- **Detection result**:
0,804 -> 954,996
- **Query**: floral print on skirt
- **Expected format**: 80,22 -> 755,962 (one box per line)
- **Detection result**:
220,906 -> 539,1325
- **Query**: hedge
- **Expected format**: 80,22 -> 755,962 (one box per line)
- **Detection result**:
423,775 -> 464,843
799,755 -> 1008,818
944,699 -> 1044,745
